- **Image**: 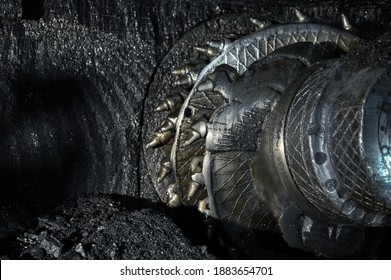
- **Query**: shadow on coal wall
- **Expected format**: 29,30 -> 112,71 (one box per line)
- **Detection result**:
0,77 -> 105,214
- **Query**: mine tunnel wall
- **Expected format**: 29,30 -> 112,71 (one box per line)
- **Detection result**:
1,0 -> 391,214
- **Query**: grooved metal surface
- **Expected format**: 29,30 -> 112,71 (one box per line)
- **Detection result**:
173,23 -> 363,180
285,63 -> 391,225
284,68 -> 341,218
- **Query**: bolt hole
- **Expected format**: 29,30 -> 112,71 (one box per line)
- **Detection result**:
315,152 -> 327,165
184,108 -> 192,118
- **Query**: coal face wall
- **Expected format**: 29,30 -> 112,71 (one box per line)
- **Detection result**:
0,0 -> 390,213
1,0 -> 391,260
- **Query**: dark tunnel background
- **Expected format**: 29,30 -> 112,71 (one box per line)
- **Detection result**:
0,0 -> 391,259
22,0 -> 44,20
0,77 -> 97,213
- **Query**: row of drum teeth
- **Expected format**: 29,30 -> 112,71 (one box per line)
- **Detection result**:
292,9 -> 355,31
149,62 -> 207,151
151,58 -> 211,209
151,31 -> 244,212
166,180 -> 209,213
250,8 -> 355,32
291,8 -> 355,32
249,8 -> 310,29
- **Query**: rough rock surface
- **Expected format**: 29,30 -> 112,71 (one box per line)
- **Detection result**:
2,195 -> 215,260
1,0 -> 391,212
1,0 -> 391,260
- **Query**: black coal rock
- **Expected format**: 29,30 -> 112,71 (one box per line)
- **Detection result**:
1,0 -> 391,260
7,195 -> 215,260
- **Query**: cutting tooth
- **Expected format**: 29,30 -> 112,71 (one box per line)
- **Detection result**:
190,156 -> 204,173
191,172 -> 204,185
174,71 -> 198,87
194,46 -> 214,56
174,74 -> 193,87
183,121 -> 207,147
155,95 -> 182,112
194,45 -> 219,58
196,79 -> 214,92
155,100 -> 171,112
159,116 -> 177,132
198,197 -> 210,215
187,181 -> 201,200
194,39 -> 231,58
168,195 -> 181,207
146,130 -> 174,149
294,8 -> 308,23
250,18 -> 270,30
171,63 -> 207,76
341,14 -> 353,31
167,183 -> 182,207
183,130 -> 201,147
206,40 -> 222,50
171,64 -> 196,76
206,38 -> 231,53
187,173 -> 205,200
157,160 -> 171,183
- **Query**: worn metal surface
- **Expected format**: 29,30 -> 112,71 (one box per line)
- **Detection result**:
1,0 -> 391,259
146,4 -> 391,257
283,63 -> 391,225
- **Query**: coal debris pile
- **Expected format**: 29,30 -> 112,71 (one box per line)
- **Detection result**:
1,195 -> 215,260
1,0 -> 391,260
